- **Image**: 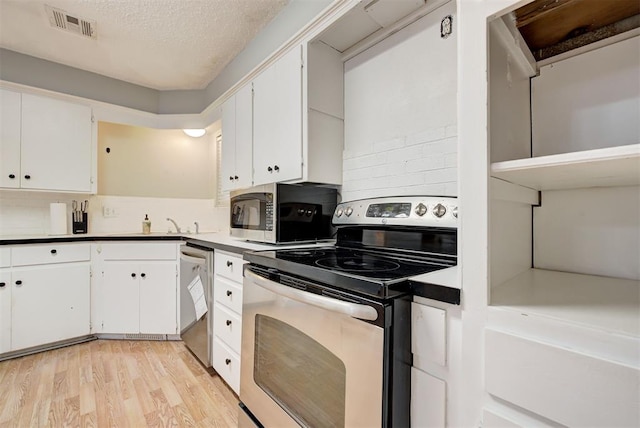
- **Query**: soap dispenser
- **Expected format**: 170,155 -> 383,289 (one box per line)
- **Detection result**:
142,214 -> 151,234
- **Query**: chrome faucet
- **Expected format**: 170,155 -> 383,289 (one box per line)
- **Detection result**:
166,217 -> 181,233
194,221 -> 200,234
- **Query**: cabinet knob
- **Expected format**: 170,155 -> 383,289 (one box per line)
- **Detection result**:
131,273 -> 136,278
267,166 -> 273,172
274,165 -> 279,172
234,175 -> 238,180
141,273 -> 146,278
226,261 -> 233,267
226,319 -> 232,326
226,290 -> 232,297
8,174 -> 15,179
15,280 -> 22,286
24,174 -> 31,180
0,282 -> 5,288
229,176 -> 234,181
225,358 -> 231,365
50,249 -> 57,255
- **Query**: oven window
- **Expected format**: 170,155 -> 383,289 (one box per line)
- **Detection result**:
231,199 -> 265,229
254,315 -> 346,427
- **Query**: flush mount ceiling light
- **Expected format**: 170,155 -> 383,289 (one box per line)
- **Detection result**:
183,129 -> 206,138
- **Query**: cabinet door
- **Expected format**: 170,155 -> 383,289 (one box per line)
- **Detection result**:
411,368 -> 446,427
221,94 -> 238,192
139,262 -> 177,335
0,89 -> 21,189
234,83 -> 253,189
20,93 -> 92,192
0,270 -> 11,353
253,46 -> 303,185
101,262 -> 140,334
11,264 -> 90,351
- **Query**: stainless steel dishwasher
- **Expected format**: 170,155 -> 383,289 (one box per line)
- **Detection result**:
179,244 -> 213,368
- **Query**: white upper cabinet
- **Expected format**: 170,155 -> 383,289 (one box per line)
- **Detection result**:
221,83 -> 253,191
20,93 -> 93,192
1,89 -> 94,193
252,42 -> 344,186
0,89 -> 21,189
253,46 -> 304,185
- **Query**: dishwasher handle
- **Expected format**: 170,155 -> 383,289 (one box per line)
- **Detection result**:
245,268 -> 378,321
180,251 -> 208,266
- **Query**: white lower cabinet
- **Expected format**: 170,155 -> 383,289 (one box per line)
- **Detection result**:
485,328 -> 640,427
11,264 -> 90,350
3,243 -> 91,353
0,270 -> 12,353
139,262 -> 178,334
212,250 -> 245,394
411,368 -> 446,428
100,261 -> 140,334
93,243 -> 178,336
411,299 -> 450,427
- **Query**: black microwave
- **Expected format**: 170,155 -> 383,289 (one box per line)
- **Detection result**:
229,183 -> 338,244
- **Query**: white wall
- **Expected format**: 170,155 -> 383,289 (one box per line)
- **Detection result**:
342,1 -> 457,201
98,122 -> 216,199
532,36 -> 640,157
534,186 -> 640,280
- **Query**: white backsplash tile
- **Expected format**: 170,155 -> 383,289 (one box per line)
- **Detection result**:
0,191 -> 229,237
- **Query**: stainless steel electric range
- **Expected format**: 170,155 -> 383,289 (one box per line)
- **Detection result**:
238,196 -> 458,428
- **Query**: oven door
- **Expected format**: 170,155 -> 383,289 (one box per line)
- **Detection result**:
229,191 -> 274,242
241,267 -> 385,427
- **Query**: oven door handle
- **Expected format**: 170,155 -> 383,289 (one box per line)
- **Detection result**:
245,269 -> 378,321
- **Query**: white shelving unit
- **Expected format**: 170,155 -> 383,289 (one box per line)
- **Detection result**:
491,268 -> 640,337
486,19 -> 640,427
491,144 -> 640,190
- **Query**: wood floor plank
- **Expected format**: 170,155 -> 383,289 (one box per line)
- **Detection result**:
123,396 -> 148,427
79,382 -> 96,415
79,411 -> 98,428
149,388 -> 180,427
0,339 -> 238,427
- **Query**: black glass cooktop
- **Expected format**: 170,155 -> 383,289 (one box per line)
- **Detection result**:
276,247 -> 451,279
244,246 -> 456,300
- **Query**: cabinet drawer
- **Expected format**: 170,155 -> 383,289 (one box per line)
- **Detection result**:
214,275 -> 243,314
12,243 -> 90,266
212,336 -> 240,394
214,251 -> 244,283
213,303 -> 242,354
485,329 -> 640,427
0,248 -> 10,268
99,243 -> 177,260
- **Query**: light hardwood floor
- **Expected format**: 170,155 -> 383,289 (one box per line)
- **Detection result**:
0,340 -> 239,427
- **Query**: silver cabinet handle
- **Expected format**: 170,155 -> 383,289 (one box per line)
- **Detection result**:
245,269 -> 378,321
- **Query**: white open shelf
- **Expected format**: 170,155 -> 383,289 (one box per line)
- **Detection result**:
491,144 -> 640,191
491,268 -> 640,337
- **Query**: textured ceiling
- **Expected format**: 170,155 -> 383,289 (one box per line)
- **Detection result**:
0,0 -> 289,90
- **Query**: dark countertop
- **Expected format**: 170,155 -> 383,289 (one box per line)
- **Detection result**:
0,232 -> 335,255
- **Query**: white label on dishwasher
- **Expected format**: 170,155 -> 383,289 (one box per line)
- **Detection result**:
188,276 -> 208,320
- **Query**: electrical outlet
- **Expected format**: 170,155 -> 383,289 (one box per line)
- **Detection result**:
102,205 -> 118,218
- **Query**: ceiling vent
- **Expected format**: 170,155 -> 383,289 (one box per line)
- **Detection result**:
45,5 -> 96,39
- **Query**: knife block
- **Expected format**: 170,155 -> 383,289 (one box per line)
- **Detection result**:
72,212 -> 88,234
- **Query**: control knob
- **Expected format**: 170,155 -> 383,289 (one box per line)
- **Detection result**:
452,206 -> 458,218
414,203 -> 428,216
335,208 -> 343,217
345,207 -> 353,217
433,203 -> 446,218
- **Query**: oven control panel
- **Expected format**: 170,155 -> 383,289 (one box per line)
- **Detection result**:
333,196 -> 458,228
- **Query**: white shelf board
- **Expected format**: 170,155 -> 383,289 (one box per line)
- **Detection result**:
491,144 -> 640,190
491,268 -> 640,337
